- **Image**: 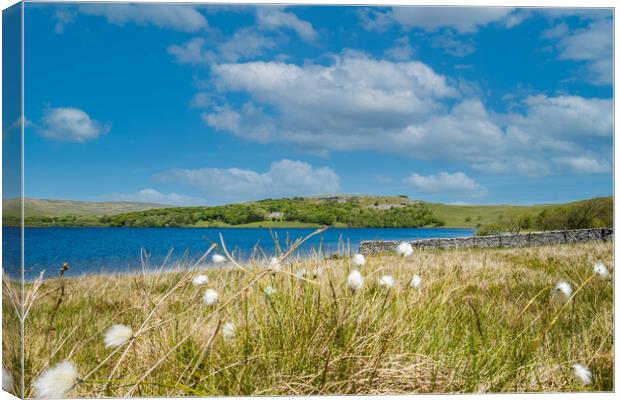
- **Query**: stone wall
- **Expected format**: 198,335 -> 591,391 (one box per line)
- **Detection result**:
358,228 -> 613,255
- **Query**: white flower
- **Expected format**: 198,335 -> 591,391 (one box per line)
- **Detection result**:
103,324 -> 133,348
352,253 -> 366,267
396,242 -> 414,257
410,274 -> 422,289
192,274 -> 209,286
572,363 -> 592,385
222,321 -> 236,342
269,257 -> 281,270
212,254 -> 226,264
263,285 -> 277,297
593,261 -> 609,279
552,281 -> 573,302
378,275 -> 395,289
33,360 -> 79,399
2,366 -> 12,391
296,269 -> 309,279
203,289 -> 219,306
347,270 -> 364,292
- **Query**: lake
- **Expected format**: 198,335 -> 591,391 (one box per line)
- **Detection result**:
3,227 -> 474,278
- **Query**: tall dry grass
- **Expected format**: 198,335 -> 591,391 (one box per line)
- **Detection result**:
2,238 -> 613,397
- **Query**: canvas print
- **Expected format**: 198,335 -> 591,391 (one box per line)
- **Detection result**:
1,2 -> 614,398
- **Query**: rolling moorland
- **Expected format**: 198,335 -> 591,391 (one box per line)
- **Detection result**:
3,240 -> 613,396
1,195 -> 613,232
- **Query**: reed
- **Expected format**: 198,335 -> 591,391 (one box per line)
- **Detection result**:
2,238 -> 613,397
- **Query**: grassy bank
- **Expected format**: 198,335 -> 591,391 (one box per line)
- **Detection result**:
3,240 -> 613,396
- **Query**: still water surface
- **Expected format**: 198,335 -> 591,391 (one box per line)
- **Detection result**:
2,227 -> 475,277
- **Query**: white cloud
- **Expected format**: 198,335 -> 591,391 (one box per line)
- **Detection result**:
554,157 -> 611,174
361,7 -> 516,34
506,95 -> 612,140
155,159 -> 340,201
168,29 -> 276,65
38,107 -> 109,143
404,171 -> 487,196
548,18 -> 612,85
256,7 -> 318,43
432,32 -> 476,57
384,37 -> 415,60
202,52 -> 610,177
78,4 -> 208,32
103,188 -> 204,206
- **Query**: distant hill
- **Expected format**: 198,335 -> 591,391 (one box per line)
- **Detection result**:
1,195 -> 612,230
425,196 -> 613,228
3,198 -> 168,218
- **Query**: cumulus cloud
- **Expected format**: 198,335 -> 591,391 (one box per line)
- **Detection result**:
155,159 -> 340,201
77,4 -> 208,32
199,51 -> 612,176
431,32 -> 476,57
361,7 -> 517,33
384,37 -> 415,60
168,29 -> 276,65
554,157 -> 611,174
405,171 -> 487,196
103,189 -> 204,205
552,18 -> 612,85
256,7 -> 318,43
38,107 -> 109,143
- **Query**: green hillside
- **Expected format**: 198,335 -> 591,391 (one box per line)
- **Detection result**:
1,195 -> 612,230
2,198 -> 169,226
426,196 -> 613,229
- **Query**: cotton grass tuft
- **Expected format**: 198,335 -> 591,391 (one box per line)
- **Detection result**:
192,274 -> 209,286
378,275 -> 395,289
103,324 -> 133,348
552,281 -> 573,302
212,254 -> 226,264
352,253 -> 366,267
203,289 -> 219,306
269,257 -> 281,270
396,242 -> 414,257
410,274 -> 422,289
33,360 -> 79,399
572,363 -> 592,385
593,261 -> 609,279
347,270 -> 364,292
222,321 -> 236,342
263,285 -> 277,297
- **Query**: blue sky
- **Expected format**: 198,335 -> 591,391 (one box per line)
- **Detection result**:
15,3 -> 613,205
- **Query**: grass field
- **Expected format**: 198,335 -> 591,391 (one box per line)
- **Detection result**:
2,198 -> 168,218
2,238 -> 613,397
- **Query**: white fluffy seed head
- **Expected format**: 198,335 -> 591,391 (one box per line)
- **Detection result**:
222,321 -> 236,342
552,281 -> 573,301
2,366 -> 12,392
410,274 -> 422,289
33,360 -> 79,399
352,253 -> 366,267
396,242 -> 414,257
269,257 -> 281,269
572,363 -> 592,385
212,254 -> 226,264
593,261 -> 609,279
103,324 -> 133,348
347,270 -> 364,292
192,274 -> 209,286
378,275 -> 395,289
203,289 -> 219,306
263,285 -> 277,297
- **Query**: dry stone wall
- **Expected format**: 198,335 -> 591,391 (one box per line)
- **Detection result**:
359,228 -> 613,255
